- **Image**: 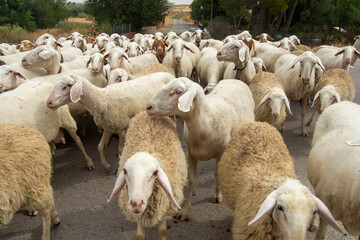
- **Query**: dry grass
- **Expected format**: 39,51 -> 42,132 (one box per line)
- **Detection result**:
181,15 -> 196,24
67,17 -> 94,25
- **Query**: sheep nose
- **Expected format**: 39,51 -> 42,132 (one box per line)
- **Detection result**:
46,99 -> 53,108
345,58 -> 351,63
130,200 -> 143,208
0,84 -> 4,91
93,68 -> 98,72
110,67 -> 115,71
273,113 -> 279,118
175,57 -> 181,62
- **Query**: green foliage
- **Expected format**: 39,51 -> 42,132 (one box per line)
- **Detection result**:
265,0 -> 291,15
66,2 -> 86,17
85,0 -> 171,31
55,20 -> 90,35
190,0 -> 226,27
0,0 -> 71,31
0,24 -> 34,43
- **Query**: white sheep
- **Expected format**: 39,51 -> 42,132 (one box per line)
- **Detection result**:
236,30 -> 252,40
104,47 -> 159,73
306,68 -> 355,126
249,72 -> 292,131
137,37 -> 151,52
351,35 -> 360,65
126,42 -> 144,57
163,39 -> 196,78
180,31 -> 192,42
0,51 -> 30,65
71,36 -> 87,52
217,40 -> 256,84
0,124 -> 61,240
92,34 -> 109,50
192,29 -> 207,47
254,43 -> 290,72
0,78 -> 95,170
35,33 -> 56,47
274,51 -> 326,136
277,37 -> 298,51
289,34 -> 301,45
308,101 -> 360,239
217,122 -> 343,240
199,39 -> 223,50
146,77 -> 255,220
252,57 -> 267,73
67,31 -> 83,40
196,47 -> 225,94
165,31 -> 177,43
108,111 -> 187,240
315,46 -> 360,71
255,33 -> 274,43
46,72 -> 175,172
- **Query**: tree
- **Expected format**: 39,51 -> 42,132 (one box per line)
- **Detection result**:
219,0 -> 250,30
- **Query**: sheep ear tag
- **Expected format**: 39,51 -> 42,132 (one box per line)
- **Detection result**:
108,171 -> 126,203
238,47 -> 246,62
178,88 -> 196,112
345,139 -> 360,146
69,78 -> 83,103
157,167 -> 181,209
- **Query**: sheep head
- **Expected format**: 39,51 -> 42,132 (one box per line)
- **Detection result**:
168,39 -> 194,64
248,179 -> 343,239
217,40 -> 249,65
312,85 -> 341,113
108,68 -> 129,85
0,65 -> 26,93
21,45 -> 58,69
87,53 -> 105,74
108,152 -> 180,215
257,87 -> 292,118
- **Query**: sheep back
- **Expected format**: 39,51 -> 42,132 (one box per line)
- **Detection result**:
249,72 -> 286,128
118,112 -> 187,227
314,68 -> 355,101
218,122 -> 295,239
0,124 -> 53,226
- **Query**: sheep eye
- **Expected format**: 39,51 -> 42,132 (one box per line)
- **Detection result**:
175,90 -> 182,94
277,205 -> 284,211
123,169 -> 127,175
153,171 -> 158,177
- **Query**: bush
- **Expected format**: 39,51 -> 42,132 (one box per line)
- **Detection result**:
0,25 -> 34,43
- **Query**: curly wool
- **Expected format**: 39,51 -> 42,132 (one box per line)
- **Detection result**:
249,72 -> 287,128
0,124 -> 54,226
218,122 -> 296,239
117,112 -> 187,227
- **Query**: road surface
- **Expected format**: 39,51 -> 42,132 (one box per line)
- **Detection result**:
1,20 -> 360,240
166,19 -> 193,35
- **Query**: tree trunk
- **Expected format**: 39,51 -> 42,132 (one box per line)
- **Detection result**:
266,10 -> 271,32
259,0 -> 265,32
250,0 -> 258,33
284,0 -> 298,33
275,11 -> 284,32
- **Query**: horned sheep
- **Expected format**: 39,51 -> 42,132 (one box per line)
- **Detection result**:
108,111 -> 187,240
0,124 -> 60,240
218,122 -> 343,240
146,77 -> 255,221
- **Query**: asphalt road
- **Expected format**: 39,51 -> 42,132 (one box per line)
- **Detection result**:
2,21 -> 360,240
167,19 -> 193,35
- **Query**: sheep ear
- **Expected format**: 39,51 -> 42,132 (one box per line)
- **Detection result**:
355,35 -> 360,40
257,93 -> 270,108
335,49 -> 345,56
334,91 -> 341,103
255,35 -> 261,39
314,196 -> 344,234
315,55 -> 326,73
39,50 -> 54,59
268,35 -> 274,41
312,91 -> 321,107
345,139 -> 360,146
86,58 -> 91,68
14,71 -> 26,80
284,95 -> 292,115
248,191 -> 277,225
69,76 -> 83,103
157,167 -> 181,209
178,85 -> 196,112
238,47 -> 247,62
262,64 -> 267,72
184,44 -> 195,53
107,171 -> 126,203
288,55 -> 301,70
290,41 -> 298,51
122,54 -> 131,63
354,49 -> 360,59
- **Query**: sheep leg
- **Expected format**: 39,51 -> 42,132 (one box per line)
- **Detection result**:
213,158 -> 223,203
158,220 -> 167,240
66,127 -> 95,171
301,94 -> 310,137
308,213 -> 320,232
136,221 -> 145,240
98,130 -> 112,172
306,107 -> 317,126
176,153 -> 197,221
315,218 -> 328,240
24,202 -> 38,216
39,207 -> 52,240
117,131 -> 125,155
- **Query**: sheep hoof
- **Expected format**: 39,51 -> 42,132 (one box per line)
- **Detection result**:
88,164 -> 95,171
307,223 -> 318,232
301,132 -> 308,137
28,210 -> 38,216
175,212 -> 189,221
212,196 -> 223,203
103,164 -> 111,172
53,218 -> 61,226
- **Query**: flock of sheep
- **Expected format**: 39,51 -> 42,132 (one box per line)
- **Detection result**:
0,28 -> 359,240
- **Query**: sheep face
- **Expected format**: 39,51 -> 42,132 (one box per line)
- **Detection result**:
46,74 -> 80,110
153,38 -> 167,55
289,35 -> 301,45
108,152 -> 180,214
147,77 -> 194,117
137,38 -> 150,52
126,42 -> 143,58
335,46 -> 360,68
278,37 -> 297,52
168,39 -> 193,64
35,33 -> 55,46
67,31 -> 82,41
87,53 -> 105,74
0,66 -> 26,93
258,87 -> 292,118
192,30 -> 205,43
217,40 -> 249,64
22,45 -> 56,68
104,47 -> 129,71
72,37 -> 87,52
180,31 -> 192,42
248,179 -> 343,239
18,40 -> 35,52
108,69 -> 129,85
312,85 -> 341,113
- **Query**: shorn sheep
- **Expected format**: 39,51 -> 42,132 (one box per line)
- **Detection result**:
46,72 -> 175,172
0,124 -> 60,240
308,101 -> 360,239
146,77 -> 255,221
315,46 -> 360,71
108,111 -> 187,240
218,122 -> 343,240
306,68 -> 355,126
249,72 -> 292,131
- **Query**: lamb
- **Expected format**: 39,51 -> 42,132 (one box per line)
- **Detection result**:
236,30 -> 252,40
248,72 -> 292,131
0,78 -> 95,170
217,40 -> 256,84
306,68 -> 355,126
137,37 -> 151,52
92,34 -> 109,50
164,31 -> 177,43
308,101 -> 360,239
146,77 -> 255,220
197,47 -> 225,94
217,121 -> 343,240
0,124 -> 61,240
254,43 -> 290,72
163,39 -> 196,78
315,46 -> 360,71
255,33 -> 274,43
86,53 -> 109,77
46,72 -> 175,172
108,111 -> 187,240
104,47 -> 159,73
274,51 -> 326,136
